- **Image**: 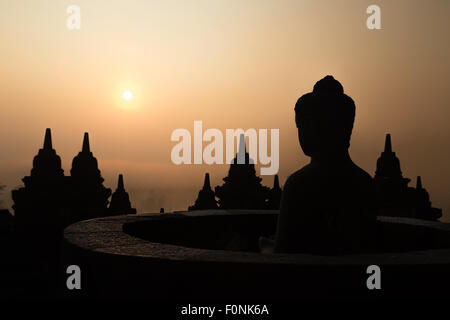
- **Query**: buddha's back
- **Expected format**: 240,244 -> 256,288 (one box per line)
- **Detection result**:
274,76 -> 377,254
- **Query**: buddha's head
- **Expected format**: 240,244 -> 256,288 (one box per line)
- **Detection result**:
294,75 -> 355,157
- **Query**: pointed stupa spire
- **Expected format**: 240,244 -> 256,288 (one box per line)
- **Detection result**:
384,133 -> 392,153
237,134 -> 246,164
70,132 -> 103,180
273,174 -> 280,189
188,172 -> 217,210
375,133 -> 405,182
266,174 -> 282,209
82,132 -> 90,153
416,176 -> 423,190
239,134 -> 246,153
30,128 -> 64,177
109,173 -> 136,215
203,173 -> 211,190
117,174 -> 124,191
43,128 -> 52,150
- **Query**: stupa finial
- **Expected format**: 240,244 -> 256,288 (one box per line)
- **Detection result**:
43,128 -> 52,150
273,174 -> 280,189
384,133 -> 392,153
203,173 -> 211,190
117,174 -> 124,191
82,132 -> 90,153
237,134 -> 246,164
416,176 -> 423,190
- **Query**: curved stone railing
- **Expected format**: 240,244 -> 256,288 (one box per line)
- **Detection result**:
62,210 -> 450,299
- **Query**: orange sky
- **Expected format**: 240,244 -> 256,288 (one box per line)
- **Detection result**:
1,0 -> 450,220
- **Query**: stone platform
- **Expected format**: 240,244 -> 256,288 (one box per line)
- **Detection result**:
63,210 -> 450,299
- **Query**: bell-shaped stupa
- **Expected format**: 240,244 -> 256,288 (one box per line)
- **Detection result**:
215,134 -> 270,209
68,132 -> 111,221
31,128 -> 64,178
12,128 -> 68,230
374,134 -> 409,183
109,174 -> 137,215
188,173 -> 217,210
408,176 -> 442,220
71,133 -> 102,181
266,174 -> 282,209
374,134 -> 442,220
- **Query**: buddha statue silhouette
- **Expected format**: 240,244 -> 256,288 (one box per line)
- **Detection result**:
273,75 -> 376,254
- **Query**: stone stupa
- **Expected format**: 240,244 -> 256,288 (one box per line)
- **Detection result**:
266,174 -> 282,209
109,174 -> 137,215
188,173 -> 217,211
215,134 -> 270,209
374,134 -> 442,220
12,128 -> 69,228
68,132 -> 111,222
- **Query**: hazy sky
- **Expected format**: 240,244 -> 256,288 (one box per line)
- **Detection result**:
1,0 -> 449,220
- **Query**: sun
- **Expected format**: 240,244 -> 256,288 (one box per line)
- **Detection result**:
123,90 -> 133,100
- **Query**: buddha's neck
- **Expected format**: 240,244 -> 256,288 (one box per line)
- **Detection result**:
310,149 -> 352,165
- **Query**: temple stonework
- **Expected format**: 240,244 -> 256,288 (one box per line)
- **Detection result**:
188,135 -> 283,211
69,132 -> 111,221
109,174 -> 137,215
12,129 -> 136,228
12,128 -> 69,229
31,128 -> 64,178
215,135 -> 270,209
188,173 -> 217,211
374,134 -> 442,220
266,175 -> 282,210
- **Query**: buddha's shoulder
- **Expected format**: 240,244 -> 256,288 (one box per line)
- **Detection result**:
350,163 -> 374,184
284,162 -> 373,190
284,164 -> 316,190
